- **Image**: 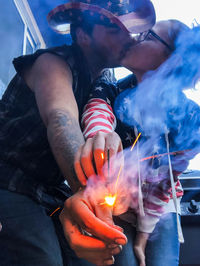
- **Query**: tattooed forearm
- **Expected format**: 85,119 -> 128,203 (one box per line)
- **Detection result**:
47,108 -> 85,192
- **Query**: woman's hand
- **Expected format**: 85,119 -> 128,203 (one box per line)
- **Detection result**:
134,232 -> 149,266
74,131 -> 123,186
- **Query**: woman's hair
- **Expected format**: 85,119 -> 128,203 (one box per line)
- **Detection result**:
166,19 -> 190,52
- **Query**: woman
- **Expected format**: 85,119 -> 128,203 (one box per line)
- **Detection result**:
75,20 -> 199,266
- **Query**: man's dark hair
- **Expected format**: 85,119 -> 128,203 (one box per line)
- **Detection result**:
70,21 -> 95,43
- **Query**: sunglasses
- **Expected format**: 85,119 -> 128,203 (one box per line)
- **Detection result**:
136,30 -> 173,51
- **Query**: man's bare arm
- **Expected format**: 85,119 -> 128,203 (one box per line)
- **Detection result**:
47,108 -> 84,191
24,53 -> 84,192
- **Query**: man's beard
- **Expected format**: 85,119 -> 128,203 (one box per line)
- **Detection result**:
119,42 -> 134,62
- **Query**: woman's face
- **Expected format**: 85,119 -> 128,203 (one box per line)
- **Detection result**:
121,21 -> 172,75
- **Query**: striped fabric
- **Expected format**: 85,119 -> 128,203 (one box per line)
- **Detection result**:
142,179 -> 183,216
82,98 -> 116,138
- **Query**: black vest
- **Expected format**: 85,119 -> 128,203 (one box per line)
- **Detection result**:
0,44 -> 91,205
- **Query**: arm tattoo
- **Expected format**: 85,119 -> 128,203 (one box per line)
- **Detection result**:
47,108 -> 85,192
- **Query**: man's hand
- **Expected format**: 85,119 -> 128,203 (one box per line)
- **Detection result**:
74,131 -> 123,186
134,232 -> 149,266
59,188 -> 127,265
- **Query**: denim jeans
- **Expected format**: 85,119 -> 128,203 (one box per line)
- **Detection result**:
113,213 -> 180,266
0,188 -> 93,266
0,188 -> 179,266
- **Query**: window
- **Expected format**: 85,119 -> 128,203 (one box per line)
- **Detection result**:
0,0 -> 45,97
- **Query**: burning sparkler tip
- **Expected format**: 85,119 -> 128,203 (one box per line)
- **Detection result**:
104,194 -> 116,207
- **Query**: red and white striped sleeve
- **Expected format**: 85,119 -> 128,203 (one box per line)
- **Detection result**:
81,98 -> 116,139
137,177 -> 183,233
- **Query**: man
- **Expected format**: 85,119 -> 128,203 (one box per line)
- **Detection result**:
0,0 -> 155,265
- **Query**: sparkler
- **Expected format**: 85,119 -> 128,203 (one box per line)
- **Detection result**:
107,149 -> 110,179
101,149 -> 117,207
133,130 -> 144,216
101,133 -> 142,208
140,149 -> 191,162
99,149 -> 118,206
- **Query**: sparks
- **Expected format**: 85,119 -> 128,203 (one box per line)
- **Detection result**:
101,152 -> 104,160
130,132 -> 141,151
49,207 -> 61,217
114,164 -> 123,192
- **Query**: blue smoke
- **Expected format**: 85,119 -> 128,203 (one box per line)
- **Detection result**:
114,26 -> 200,161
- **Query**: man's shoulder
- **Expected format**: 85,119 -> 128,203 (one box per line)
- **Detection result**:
13,45 -> 75,77
43,44 -> 73,58
32,44 -> 74,64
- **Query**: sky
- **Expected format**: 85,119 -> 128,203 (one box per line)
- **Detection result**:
152,0 -> 200,26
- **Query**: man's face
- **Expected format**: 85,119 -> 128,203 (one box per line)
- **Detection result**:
90,24 -> 133,68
